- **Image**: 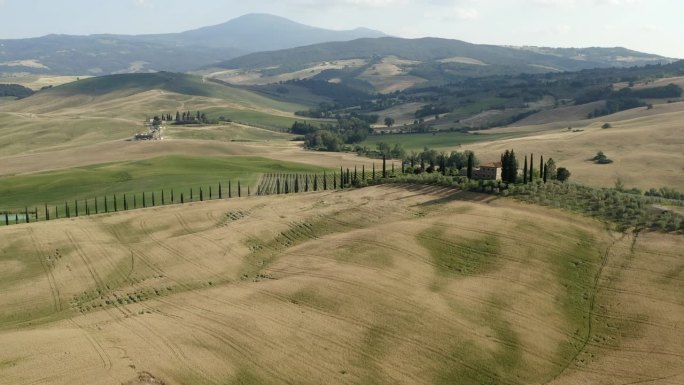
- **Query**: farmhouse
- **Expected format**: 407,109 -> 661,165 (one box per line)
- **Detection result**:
473,162 -> 503,180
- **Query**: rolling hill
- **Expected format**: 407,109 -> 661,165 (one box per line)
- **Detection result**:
206,37 -> 675,92
0,185 -> 682,384
0,14 -> 385,75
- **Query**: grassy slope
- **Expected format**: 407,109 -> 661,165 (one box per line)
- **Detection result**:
362,131 -> 523,151
469,102 -> 684,190
0,73 -> 313,156
0,155 -> 327,213
0,186 -> 681,385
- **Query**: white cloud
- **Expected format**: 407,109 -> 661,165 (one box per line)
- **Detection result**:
134,0 -> 152,8
454,7 -> 479,19
281,0 -> 408,7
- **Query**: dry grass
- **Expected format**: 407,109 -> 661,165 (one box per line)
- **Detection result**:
0,74 -> 91,90
1,185 -> 681,384
359,56 -> 427,93
471,101 -> 684,190
206,59 -> 368,86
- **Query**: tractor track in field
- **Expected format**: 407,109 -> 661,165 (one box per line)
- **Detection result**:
542,230 -> 628,384
139,217 -> 224,282
27,228 -> 62,312
264,247 -> 567,370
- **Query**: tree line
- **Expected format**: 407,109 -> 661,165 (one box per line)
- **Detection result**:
0,84 -> 34,99
2,180 -> 250,226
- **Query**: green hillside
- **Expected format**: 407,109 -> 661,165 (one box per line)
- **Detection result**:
215,37 -> 673,77
0,155 -> 327,214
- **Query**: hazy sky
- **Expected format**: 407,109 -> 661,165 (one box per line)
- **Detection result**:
0,0 -> 681,58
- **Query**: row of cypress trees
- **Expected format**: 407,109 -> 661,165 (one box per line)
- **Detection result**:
503,150 -> 558,184
2,180 -> 249,226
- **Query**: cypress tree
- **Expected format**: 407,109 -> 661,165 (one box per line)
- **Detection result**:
190,188 -> 193,201
55,206 -> 58,220
219,183 -> 222,199
15,213 -> 19,224
152,192 -> 156,206
209,186 -> 212,200
529,154 -> 534,182
540,155 -> 544,180
392,163 -> 395,176
95,197 -> 99,214
228,181 -> 232,198
543,163 -> 548,183
75,201 -> 78,217
238,181 -> 242,197
5,213 -> 8,226
373,163 -> 376,180
247,186 -> 250,196
509,150 -> 518,184
277,178 -> 281,194
45,204 -> 49,221
25,207 -> 29,223
305,175 -> 309,192
200,188 -> 203,202
523,155 -> 528,184
333,173 -> 337,189
323,171 -> 327,190
354,166 -> 358,182
162,189 -> 165,204
86,200 -> 89,215
346,169 -> 350,186
314,175 -> 318,191
171,189 -> 174,203
105,196 -> 108,213
285,178 -> 290,194
114,195 -> 118,211
66,202 -> 70,218
123,194 -> 127,210
382,155 -> 387,178
467,153 -> 474,179
294,177 -> 299,193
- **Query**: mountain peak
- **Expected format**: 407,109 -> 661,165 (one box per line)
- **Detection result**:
178,13 -> 386,51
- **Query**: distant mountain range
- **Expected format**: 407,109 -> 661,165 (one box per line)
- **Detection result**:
216,38 -> 673,74
0,13 -> 674,80
207,37 -> 675,93
0,13 -> 385,75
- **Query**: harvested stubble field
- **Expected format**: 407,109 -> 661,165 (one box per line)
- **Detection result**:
1,185 -> 682,385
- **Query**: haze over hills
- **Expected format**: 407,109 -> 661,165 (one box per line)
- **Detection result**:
209,37 -> 674,89
0,13 -> 385,75
0,13 -> 674,78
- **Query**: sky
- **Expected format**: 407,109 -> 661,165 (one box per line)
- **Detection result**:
0,0 -> 681,58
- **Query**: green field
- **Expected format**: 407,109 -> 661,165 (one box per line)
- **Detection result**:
0,155 -> 328,215
165,123 -> 293,142
53,72 -> 306,112
362,131 -> 522,151
203,108 -> 314,131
